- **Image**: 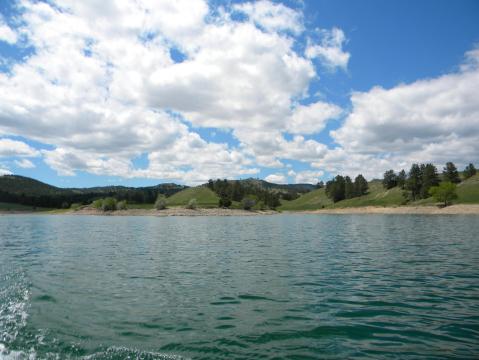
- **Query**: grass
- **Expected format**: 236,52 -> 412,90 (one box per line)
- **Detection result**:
456,174 -> 479,203
279,188 -> 332,211
279,175 -> 479,211
166,186 -> 219,208
0,202 -> 52,212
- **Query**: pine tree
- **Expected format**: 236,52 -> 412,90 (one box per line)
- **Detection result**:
354,174 -> 368,196
420,163 -> 439,199
464,163 -> 477,179
344,176 -> 355,199
406,164 -> 422,200
382,169 -> 397,189
443,162 -> 461,183
397,169 -> 407,189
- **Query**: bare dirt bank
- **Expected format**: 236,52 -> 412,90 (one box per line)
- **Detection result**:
295,204 -> 479,215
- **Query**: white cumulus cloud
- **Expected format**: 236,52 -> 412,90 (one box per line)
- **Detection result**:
0,0 -> 344,183
306,27 -> 350,71
0,138 -> 39,157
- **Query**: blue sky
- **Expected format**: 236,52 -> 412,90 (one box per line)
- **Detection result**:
0,0 -> 478,187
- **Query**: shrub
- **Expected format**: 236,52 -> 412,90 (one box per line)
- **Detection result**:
117,200 -> 127,210
218,196 -> 232,208
186,198 -> 197,209
154,195 -> 167,210
101,197 -> 117,211
242,198 -> 256,210
92,199 -> 103,209
70,203 -> 82,211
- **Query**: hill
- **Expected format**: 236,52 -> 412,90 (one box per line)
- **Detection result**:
237,178 -> 316,193
0,175 -> 186,208
166,186 -> 219,208
280,175 -> 479,211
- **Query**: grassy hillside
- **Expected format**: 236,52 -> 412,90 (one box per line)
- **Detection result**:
457,174 -> 479,203
280,175 -> 479,211
237,178 -> 316,193
166,186 -> 219,208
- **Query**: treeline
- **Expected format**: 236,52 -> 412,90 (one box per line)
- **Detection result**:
383,162 -> 476,201
0,188 -> 174,209
325,174 -> 369,202
207,179 -> 281,209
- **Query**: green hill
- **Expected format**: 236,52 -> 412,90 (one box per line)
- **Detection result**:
166,186 -> 219,208
0,175 -> 67,196
280,175 -> 479,211
457,174 -> 479,203
237,178 -> 316,193
0,175 -> 186,208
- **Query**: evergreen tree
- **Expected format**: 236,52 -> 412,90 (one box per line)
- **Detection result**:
406,164 -> 422,200
344,176 -> 355,199
325,175 -> 346,202
464,163 -> 477,179
397,169 -> 407,189
443,162 -> 461,183
354,174 -> 368,196
420,163 -> 439,198
231,181 -> 244,202
382,170 -> 397,189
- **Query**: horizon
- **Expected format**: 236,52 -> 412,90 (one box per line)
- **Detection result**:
1,0 -> 478,188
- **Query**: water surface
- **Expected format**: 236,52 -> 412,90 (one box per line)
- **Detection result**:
1,214 -> 479,359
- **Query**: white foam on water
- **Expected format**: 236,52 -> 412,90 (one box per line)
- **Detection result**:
0,271 -> 32,360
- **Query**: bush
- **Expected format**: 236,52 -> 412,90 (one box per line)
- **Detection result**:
186,198 -> 197,209
101,197 -> 117,211
218,196 -> 232,208
154,195 -> 167,210
242,198 -> 256,210
70,203 -> 82,211
117,200 -> 127,210
92,199 -> 103,209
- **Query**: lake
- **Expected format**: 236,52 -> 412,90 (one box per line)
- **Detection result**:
1,214 -> 478,359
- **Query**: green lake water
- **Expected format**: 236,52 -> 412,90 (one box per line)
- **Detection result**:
1,214 -> 478,359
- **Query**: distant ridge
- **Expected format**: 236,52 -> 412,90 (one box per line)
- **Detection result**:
0,175 -> 186,196
0,174 -> 317,209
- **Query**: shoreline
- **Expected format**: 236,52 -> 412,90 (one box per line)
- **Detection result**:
291,204 -> 479,215
2,204 -> 479,216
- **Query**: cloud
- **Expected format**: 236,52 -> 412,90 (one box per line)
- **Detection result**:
0,167 -> 12,175
307,49 -> 479,179
265,173 -> 287,183
306,27 -> 350,70
14,158 -> 35,168
0,19 -> 17,44
287,101 -> 342,134
0,138 -> 39,157
293,170 -> 324,184
233,0 -> 303,34
0,0 -> 345,183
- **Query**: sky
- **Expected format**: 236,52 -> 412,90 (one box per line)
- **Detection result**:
0,0 -> 478,187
